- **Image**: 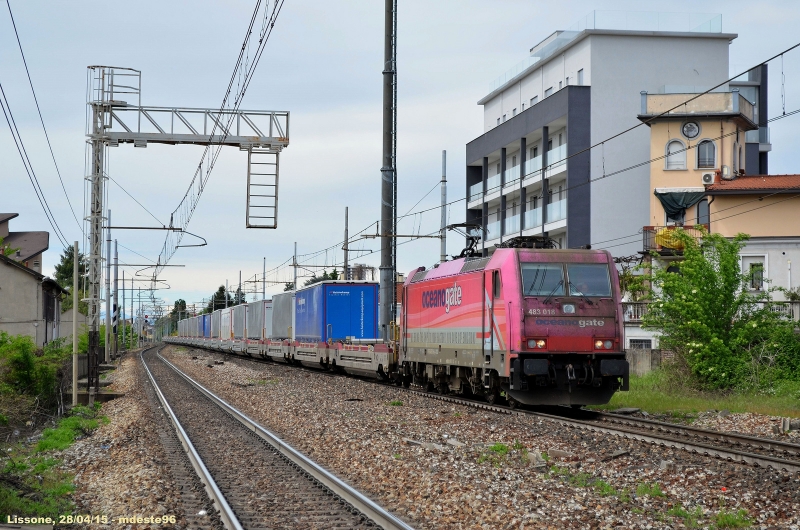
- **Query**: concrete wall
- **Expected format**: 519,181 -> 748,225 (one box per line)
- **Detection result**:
0,261 -> 54,346
712,197 -> 800,238
59,310 -> 90,343
739,238 -> 800,298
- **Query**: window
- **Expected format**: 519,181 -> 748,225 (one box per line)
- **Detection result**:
558,81 -> 563,90
544,87 -> 553,97
497,118 -> 500,126
749,263 -> 764,290
565,77 -> 570,86
666,208 -> 685,225
665,140 -> 686,170
739,145 -> 744,174
577,69 -> 584,85
558,133 -> 563,146
496,163 -> 500,174
697,199 -> 709,225
530,146 -> 538,159
521,103 -> 525,111
547,139 -> 553,150
733,142 -> 739,173
697,140 -> 716,168
493,270 -> 502,298
512,155 -> 517,168
521,263 -> 564,296
512,108 -> 517,116
629,339 -> 652,349
567,264 -> 612,297
531,195 -> 538,209
503,114 -> 507,122
530,96 -> 538,106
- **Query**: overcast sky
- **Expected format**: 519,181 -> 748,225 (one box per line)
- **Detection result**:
1,0 -> 799,316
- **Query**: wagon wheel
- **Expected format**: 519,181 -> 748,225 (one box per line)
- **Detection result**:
485,391 -> 498,406
507,396 -> 520,410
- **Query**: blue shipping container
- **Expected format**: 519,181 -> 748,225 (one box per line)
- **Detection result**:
202,314 -> 211,338
295,282 -> 379,342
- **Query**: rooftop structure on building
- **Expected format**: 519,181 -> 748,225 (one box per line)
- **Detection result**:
0,213 -> 50,274
465,11 -> 770,257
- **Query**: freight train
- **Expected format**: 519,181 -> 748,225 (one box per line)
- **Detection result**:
167,244 -> 629,406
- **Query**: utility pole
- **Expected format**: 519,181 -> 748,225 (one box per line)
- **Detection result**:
225,280 -> 229,308
105,209 -> 111,363
343,207 -> 349,280
113,239 -> 118,358
130,277 -> 134,350
292,241 -> 297,342
122,270 -> 125,352
293,242 -> 298,290
137,286 -> 141,349
72,241 -> 79,407
239,270 -> 242,304
441,150 -> 447,263
262,257 -> 266,301
379,0 -> 398,340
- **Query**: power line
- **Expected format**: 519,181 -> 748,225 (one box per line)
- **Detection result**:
0,82 -> 69,248
5,0 -> 83,237
106,172 -> 165,226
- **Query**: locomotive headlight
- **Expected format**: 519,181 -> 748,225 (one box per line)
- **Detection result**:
562,303 -> 576,314
604,340 -> 613,349
528,339 -> 547,349
594,340 -> 603,349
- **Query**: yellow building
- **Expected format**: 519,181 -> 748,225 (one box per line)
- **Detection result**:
637,90 -> 800,297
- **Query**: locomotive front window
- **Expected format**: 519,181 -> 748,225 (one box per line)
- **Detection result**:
566,264 -> 612,297
521,263 -> 565,296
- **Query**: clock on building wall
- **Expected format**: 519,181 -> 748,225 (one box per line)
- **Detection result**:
682,121 -> 700,139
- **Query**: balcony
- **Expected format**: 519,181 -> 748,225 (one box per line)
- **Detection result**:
524,206 -> 542,229
525,155 -> 542,177
642,225 -> 708,254
486,174 -> 501,195
623,302 -> 649,323
745,126 -> 771,152
486,220 -> 501,241
504,214 -> 520,234
469,182 -> 483,202
547,198 -> 567,223
546,144 -> 567,173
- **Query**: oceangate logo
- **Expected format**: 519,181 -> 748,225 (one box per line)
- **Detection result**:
422,282 -> 462,314
535,319 -> 606,328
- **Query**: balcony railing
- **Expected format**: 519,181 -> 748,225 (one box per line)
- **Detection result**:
507,164 -> 520,183
624,301 -> 800,324
486,174 -> 501,194
546,144 -> 567,172
642,225 -> 709,253
524,206 -> 542,229
623,302 -> 649,323
547,198 -> 567,223
486,220 -> 501,240
525,155 -> 543,177
504,214 -> 520,234
469,182 -> 483,202
745,126 -> 770,144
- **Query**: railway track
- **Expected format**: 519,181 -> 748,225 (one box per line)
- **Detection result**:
142,345 -> 414,530
169,344 -> 800,475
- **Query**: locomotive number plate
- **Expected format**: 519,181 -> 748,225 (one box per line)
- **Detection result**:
527,308 -> 557,315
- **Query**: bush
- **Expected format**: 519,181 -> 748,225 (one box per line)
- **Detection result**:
642,230 -> 800,390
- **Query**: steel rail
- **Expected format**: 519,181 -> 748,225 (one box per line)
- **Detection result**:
166,342 -> 800,475
155,351 -> 415,530
404,390 -> 800,474
140,346 -> 244,530
597,412 -> 800,456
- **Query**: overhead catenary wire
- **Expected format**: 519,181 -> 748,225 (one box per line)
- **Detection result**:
0,82 -> 69,248
5,0 -> 83,237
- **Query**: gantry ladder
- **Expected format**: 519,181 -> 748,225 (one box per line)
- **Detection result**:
246,147 -> 280,228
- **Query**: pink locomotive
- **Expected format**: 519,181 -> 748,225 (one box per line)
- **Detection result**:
399,247 -> 628,406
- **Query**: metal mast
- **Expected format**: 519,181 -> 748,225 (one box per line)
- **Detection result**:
343,207 -> 349,280
440,150 -> 447,263
105,209 -> 111,363
379,0 -> 397,340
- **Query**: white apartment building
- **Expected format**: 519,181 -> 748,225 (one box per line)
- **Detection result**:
466,11 -> 741,256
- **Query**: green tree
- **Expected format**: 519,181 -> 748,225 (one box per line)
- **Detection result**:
642,229 -> 800,389
283,282 -> 295,292
53,246 -> 88,291
303,268 -> 340,287
205,286 -> 233,313
0,236 -> 19,257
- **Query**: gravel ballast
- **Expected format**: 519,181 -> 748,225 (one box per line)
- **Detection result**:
163,346 -> 800,530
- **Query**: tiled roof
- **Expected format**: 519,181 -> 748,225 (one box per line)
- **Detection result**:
3,231 -> 49,261
706,174 -> 800,193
